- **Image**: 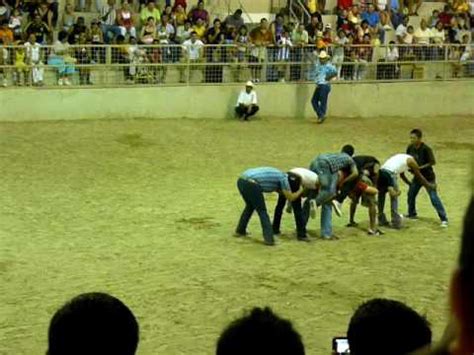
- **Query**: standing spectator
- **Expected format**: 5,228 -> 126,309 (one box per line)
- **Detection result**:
311,50 -> 337,123
175,18 -> 191,43
353,33 -> 372,80
438,5 -> 454,29
191,17 -> 206,40
24,33 -> 44,85
406,0 -> 422,15
290,23 -> 308,81
68,16 -> 89,44
0,37 -> 8,86
188,0 -> 208,25
61,3 -> 76,33
13,44 -> 28,86
139,0 -> 160,26
414,19 -> 432,60
306,14 -> 321,43
75,32 -> 92,85
117,0 -> 136,38
406,129 -> 448,226
204,18 -> 223,82
338,0 -> 352,11
24,14 -> 50,44
235,80 -> 259,120
101,0 -> 121,43
158,14 -> 175,62
223,9 -> 243,32
8,8 -> 23,40
47,292 -> 139,355
234,167 -> 303,245
333,29 -> 348,79
139,16 -> 156,43
173,3 -> 186,27
276,29 -> 292,81
249,18 -> 272,82
90,19 -> 104,63
395,15 -> 409,43
34,1 -> 53,31
0,18 -> 13,44
431,21 -> 446,59
180,31 -> 203,82
379,40 -> 399,79
270,13 -> 285,44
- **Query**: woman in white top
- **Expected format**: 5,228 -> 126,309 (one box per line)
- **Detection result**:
431,21 -> 446,59
414,19 -> 432,60
117,1 -> 136,38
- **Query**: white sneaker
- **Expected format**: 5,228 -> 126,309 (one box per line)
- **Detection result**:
383,24 -> 392,30
58,78 -> 64,86
64,78 -> 72,86
2,79 -> 6,87
332,200 -> 343,217
440,221 -> 448,228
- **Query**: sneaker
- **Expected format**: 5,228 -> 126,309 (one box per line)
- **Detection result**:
2,79 -> 7,87
368,229 -> 384,236
405,214 -> 418,219
58,78 -> 64,86
297,236 -> 311,242
309,200 -> 316,219
64,78 -> 72,86
346,221 -> 358,227
264,240 -> 275,246
440,221 -> 448,228
322,235 -> 339,241
332,200 -> 343,217
233,232 -> 249,238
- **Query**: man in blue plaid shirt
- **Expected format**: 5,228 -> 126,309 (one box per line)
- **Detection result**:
309,153 -> 358,239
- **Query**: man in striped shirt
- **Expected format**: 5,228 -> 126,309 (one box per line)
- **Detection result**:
309,153 -> 358,238
235,167 -> 304,246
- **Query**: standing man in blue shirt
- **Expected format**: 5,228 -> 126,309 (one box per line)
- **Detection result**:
311,50 -> 337,124
235,167 -> 304,246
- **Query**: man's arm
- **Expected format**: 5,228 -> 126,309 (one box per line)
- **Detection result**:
281,185 -> 304,202
407,158 -> 435,189
339,164 -> 358,186
400,172 -> 411,186
419,146 -> 436,170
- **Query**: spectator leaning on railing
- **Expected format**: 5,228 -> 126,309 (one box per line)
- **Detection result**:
180,30 -> 204,82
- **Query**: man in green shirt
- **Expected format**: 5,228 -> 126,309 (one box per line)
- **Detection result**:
140,0 -> 161,26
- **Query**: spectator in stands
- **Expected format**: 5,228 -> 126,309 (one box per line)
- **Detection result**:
47,292 -> 139,355
431,21 -> 446,59
378,40 -> 399,79
140,0 -> 160,26
0,18 -> 13,44
68,16 -> 89,44
0,37 -> 8,87
362,4 -> 386,42
163,5 -> 176,27
192,17 -> 206,40
235,80 -> 259,120
117,0 -> 136,39
173,0 -> 186,11
290,23 -> 308,81
61,3 -> 76,33
75,32 -> 92,85
276,29 -> 292,81
204,18 -> 224,82
395,15 -> 409,44
307,14 -> 321,43
8,8 -> 22,40
348,5 -> 361,26
333,29 -> 348,79
270,13 -> 285,44
406,0 -> 422,16
13,43 -> 28,86
77,0 -> 100,13
337,8 -> 351,33
139,16 -> 156,44
338,0 -> 353,11
356,20 -> 370,41
48,30 -> 75,86
188,0 -> 208,25
347,298 -> 432,355
249,18 -> 272,82
216,307 -> 305,354
224,9 -> 243,32
180,31 -> 204,82
25,33 -> 44,85
25,14 -> 50,44
90,19 -> 104,62
428,9 -> 440,28
158,13 -> 175,45
173,4 -> 187,27
100,0 -> 121,43
438,5 -> 454,29
175,19 -> 191,43
414,19 -> 432,60
34,1 -> 53,31
353,33 -> 372,80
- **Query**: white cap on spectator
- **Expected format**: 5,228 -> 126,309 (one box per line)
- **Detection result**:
245,80 -> 254,87
318,51 -> 330,59
0,7 -> 7,15
325,23 -> 332,29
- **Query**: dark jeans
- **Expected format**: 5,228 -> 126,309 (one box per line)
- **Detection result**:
272,194 -> 307,239
235,105 -> 259,119
335,177 -> 359,203
236,178 -> 274,243
407,178 -> 448,221
311,84 -> 331,119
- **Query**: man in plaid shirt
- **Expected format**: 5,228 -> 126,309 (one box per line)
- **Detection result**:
309,152 -> 358,239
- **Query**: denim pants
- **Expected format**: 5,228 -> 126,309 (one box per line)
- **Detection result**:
310,157 -> 339,206
101,24 -> 122,43
378,169 -> 402,227
311,84 -> 331,119
236,178 -> 274,243
272,194 -> 307,239
407,178 -> 448,222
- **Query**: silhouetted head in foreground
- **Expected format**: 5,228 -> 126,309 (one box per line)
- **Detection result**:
347,298 -> 432,355
216,306 -> 305,355
47,292 -> 139,355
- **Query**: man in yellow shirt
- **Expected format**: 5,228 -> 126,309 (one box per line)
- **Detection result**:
140,0 -> 161,26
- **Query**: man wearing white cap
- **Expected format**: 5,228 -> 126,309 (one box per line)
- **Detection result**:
311,50 -> 337,123
235,81 -> 259,121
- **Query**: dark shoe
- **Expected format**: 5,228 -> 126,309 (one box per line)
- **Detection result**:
379,220 -> 390,227
273,230 -> 281,235
368,229 -> 384,236
405,214 -> 418,219
346,221 -> 358,227
264,240 -> 275,246
390,223 -> 403,230
297,236 -> 311,242
233,232 -> 249,238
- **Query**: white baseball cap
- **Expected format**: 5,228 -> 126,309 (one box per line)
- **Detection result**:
318,51 -> 330,59
245,80 -> 254,87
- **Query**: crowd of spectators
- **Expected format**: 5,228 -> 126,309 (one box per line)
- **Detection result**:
44,197 -> 474,355
0,0 -> 472,85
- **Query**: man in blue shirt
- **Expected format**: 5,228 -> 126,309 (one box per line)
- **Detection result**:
235,167 -> 304,246
311,50 -> 337,124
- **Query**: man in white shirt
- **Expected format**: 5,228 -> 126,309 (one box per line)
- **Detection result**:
180,31 -> 204,83
378,153 -> 435,228
24,34 -> 44,86
100,0 -> 121,43
235,81 -> 259,121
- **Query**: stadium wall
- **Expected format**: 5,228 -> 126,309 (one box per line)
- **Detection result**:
1,81 -> 473,122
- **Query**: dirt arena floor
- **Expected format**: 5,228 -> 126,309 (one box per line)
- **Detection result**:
1,115 -> 473,354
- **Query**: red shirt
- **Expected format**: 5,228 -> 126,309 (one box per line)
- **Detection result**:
338,0 -> 353,10
438,12 -> 452,27
173,0 -> 187,10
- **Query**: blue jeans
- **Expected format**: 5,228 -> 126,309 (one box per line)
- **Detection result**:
101,24 -> 122,43
310,157 -> 339,206
407,179 -> 448,221
311,84 -> 331,119
320,202 -> 333,237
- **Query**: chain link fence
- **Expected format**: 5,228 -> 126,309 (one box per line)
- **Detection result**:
0,43 -> 473,87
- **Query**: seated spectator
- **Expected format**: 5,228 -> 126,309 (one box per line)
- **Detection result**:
117,0 -> 136,39
449,197 -> 474,355
100,0 -> 121,43
47,292 -> 139,355
361,4 -> 380,28
0,18 -> 13,44
431,21 -> 446,58
24,14 -> 50,44
216,307 -> 305,355
347,298 -> 432,355
306,14 -> 321,43
406,0 -> 422,16
348,5 -> 361,25
428,9 -> 440,28
173,4 -> 187,26
13,44 -> 28,86
89,19 -> 104,63
68,17 -> 89,44
34,1 -> 54,31
172,0 -> 186,11
162,5 -> 175,26
139,16 -> 156,44
438,5 -> 454,29
337,0 -> 353,11
305,0 -> 318,15
191,17 -> 206,40
77,0 -> 101,13
8,8 -> 23,40
48,30 -> 75,85
75,32 -> 92,85
157,14 -> 175,62
454,0 -> 470,14
61,3 -> 76,33
188,0 -> 208,25
175,19 -> 191,43
337,8 -> 351,33
356,20 -> 371,40
140,0 -> 160,26
395,15 -> 409,43
223,9 -> 243,32
414,19 -> 432,60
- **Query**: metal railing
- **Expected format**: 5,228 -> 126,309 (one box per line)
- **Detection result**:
0,44 -> 472,87
288,0 -> 312,25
